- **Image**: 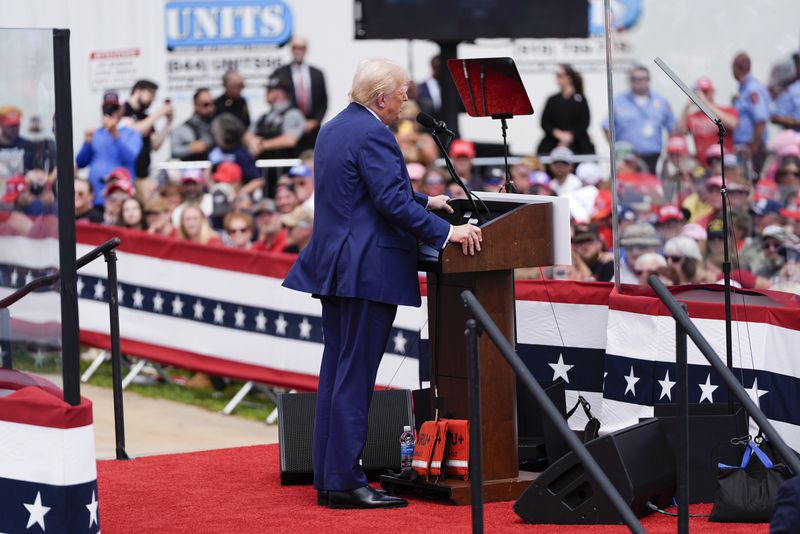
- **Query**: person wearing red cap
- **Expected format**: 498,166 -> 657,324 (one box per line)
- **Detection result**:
102,177 -> 135,225
661,135 -> 701,204
449,139 -> 481,190
0,106 -> 36,175
653,204 -> 685,242
675,77 -> 739,167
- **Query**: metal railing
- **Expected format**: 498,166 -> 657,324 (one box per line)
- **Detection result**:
461,290 -> 645,534
152,153 -> 607,174
647,275 -> 800,533
1,237 -> 129,460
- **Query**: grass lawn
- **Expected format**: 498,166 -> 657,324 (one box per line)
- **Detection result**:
8,344 -> 277,423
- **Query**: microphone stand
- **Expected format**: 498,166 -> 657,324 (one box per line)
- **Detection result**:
428,130 -> 485,224
717,119 -> 734,416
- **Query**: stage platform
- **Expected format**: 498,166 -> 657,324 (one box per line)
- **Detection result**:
97,443 -> 769,533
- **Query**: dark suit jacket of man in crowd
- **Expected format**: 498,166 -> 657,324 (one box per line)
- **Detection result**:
272,62 -> 328,151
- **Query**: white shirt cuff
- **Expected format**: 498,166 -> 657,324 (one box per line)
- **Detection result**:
442,225 -> 453,250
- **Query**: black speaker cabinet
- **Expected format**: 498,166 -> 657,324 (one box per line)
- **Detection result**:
514,419 -> 675,524
517,379 -> 569,469
650,403 -> 749,503
278,389 -> 413,485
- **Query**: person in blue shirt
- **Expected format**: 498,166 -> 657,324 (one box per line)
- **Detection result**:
603,65 -> 676,174
771,55 -> 800,132
76,92 -> 142,207
732,52 -> 771,175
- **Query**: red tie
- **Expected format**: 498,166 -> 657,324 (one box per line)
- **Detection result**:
297,71 -> 308,116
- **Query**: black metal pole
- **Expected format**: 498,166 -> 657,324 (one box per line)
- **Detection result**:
105,250 -> 129,460
466,319 -> 484,534
53,29 -> 81,407
498,116 -> 516,193
461,291 -> 646,534
648,275 -> 800,476
436,41 -> 461,138
718,123 -> 734,416
676,307 -> 689,534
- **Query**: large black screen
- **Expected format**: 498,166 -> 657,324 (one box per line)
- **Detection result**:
355,0 -> 589,41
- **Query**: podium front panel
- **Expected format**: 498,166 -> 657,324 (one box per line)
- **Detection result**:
428,270 -> 519,481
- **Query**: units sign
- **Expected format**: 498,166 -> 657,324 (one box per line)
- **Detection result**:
164,0 -> 293,48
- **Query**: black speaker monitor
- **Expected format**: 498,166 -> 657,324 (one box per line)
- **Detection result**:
517,379 -> 569,468
278,389 -> 413,485
650,403 -> 749,503
514,419 -> 676,524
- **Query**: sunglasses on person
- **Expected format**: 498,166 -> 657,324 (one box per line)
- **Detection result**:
666,255 -> 684,263
228,226 -> 251,234
777,169 -> 800,178
762,240 -> 782,251
197,101 -> 214,108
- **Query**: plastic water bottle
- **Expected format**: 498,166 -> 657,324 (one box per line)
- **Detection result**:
400,425 -> 415,473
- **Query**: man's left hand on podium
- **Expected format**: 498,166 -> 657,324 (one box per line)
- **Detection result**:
426,194 -> 454,214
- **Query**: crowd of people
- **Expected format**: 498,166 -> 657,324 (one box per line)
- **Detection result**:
2,40 -> 800,292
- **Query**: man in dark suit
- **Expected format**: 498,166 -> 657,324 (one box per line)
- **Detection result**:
273,37 -> 328,151
416,55 -> 442,120
283,58 -> 482,509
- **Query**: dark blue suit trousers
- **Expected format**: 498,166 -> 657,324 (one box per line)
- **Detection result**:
313,296 -> 397,491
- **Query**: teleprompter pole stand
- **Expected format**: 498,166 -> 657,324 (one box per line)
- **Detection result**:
717,119 -> 735,416
494,115 -> 516,194
654,57 -> 735,413
105,249 -> 129,460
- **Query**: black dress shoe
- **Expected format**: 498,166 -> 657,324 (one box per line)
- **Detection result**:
327,486 -> 407,509
317,488 -> 388,506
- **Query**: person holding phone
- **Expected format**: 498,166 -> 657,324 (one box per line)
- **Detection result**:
76,92 -> 142,207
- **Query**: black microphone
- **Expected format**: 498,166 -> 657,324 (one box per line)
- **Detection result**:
416,112 -> 456,138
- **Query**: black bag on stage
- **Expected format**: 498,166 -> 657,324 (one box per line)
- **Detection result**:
709,438 -> 792,523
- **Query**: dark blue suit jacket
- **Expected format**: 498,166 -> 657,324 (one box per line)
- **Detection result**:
771,475 -> 800,533
283,103 -> 451,307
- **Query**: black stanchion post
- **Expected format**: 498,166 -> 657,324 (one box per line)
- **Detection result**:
676,304 -> 689,534
105,250 -> 129,460
53,28 -> 81,407
466,319 -> 484,534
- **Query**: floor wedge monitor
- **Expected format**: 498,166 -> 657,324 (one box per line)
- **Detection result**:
514,419 -> 675,524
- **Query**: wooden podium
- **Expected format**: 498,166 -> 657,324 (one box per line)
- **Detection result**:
381,197 -> 559,504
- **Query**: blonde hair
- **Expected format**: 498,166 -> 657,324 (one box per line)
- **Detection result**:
349,59 -> 408,106
178,203 -> 218,245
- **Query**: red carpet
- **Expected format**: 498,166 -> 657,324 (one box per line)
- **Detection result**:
97,444 -> 769,533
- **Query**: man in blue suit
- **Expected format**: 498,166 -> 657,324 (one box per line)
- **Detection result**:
283,58 -> 482,509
